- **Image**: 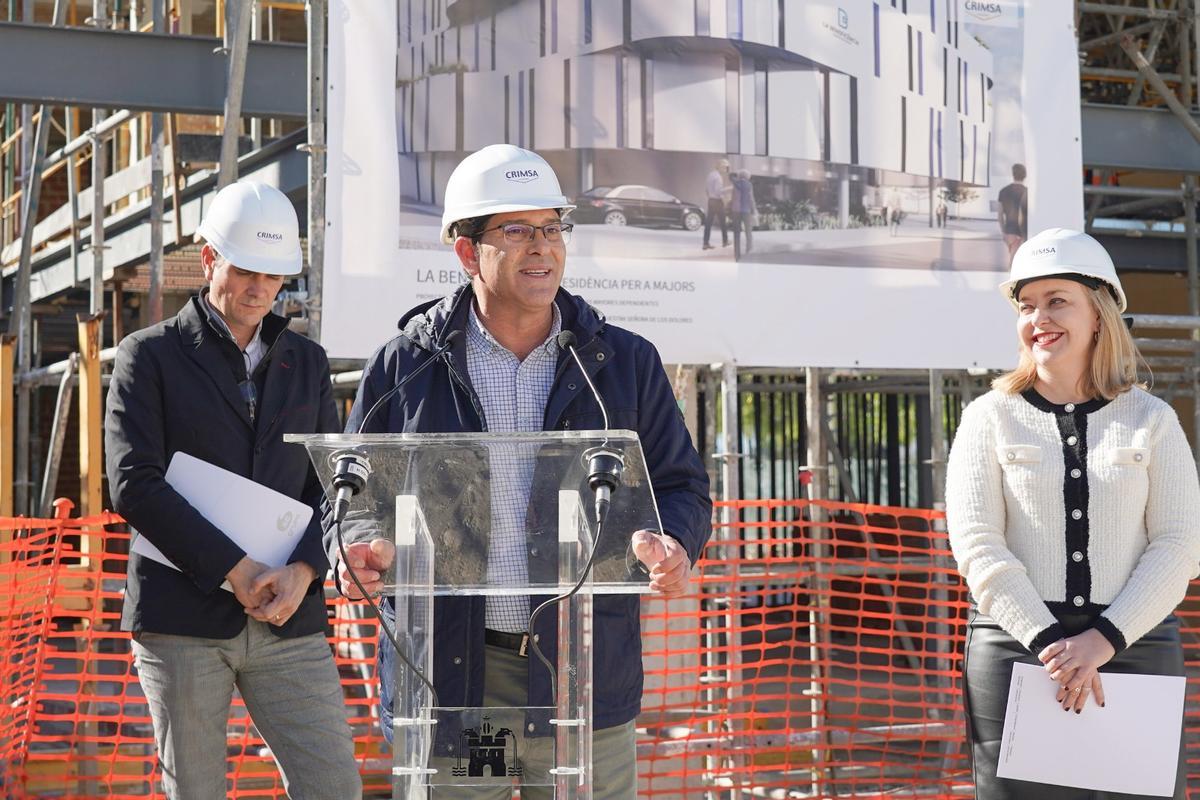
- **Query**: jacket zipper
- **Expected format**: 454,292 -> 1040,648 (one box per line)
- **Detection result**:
439,344 -> 481,706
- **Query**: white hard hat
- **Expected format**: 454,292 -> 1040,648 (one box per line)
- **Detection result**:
1000,228 -> 1126,312
196,181 -> 303,276
439,144 -> 575,244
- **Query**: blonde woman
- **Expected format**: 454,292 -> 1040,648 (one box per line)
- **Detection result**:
946,228 -> 1200,799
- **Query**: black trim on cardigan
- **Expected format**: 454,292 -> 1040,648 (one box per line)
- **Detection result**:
1056,408 -> 1092,605
1092,615 -> 1128,655
1019,389 -> 1111,416
1029,622 -> 1066,654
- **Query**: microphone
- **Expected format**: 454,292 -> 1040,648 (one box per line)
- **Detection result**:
556,329 -> 623,523
330,450 -> 371,525
330,329 -> 462,523
584,446 -> 624,525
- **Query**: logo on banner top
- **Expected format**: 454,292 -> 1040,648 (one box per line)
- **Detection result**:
964,0 -> 1002,20
823,7 -> 859,46
505,169 -> 539,183
959,0 -> 1018,26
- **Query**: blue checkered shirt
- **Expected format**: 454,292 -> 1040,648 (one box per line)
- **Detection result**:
466,302 -> 562,633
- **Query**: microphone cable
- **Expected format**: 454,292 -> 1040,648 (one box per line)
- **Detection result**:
526,331 -> 624,703
331,332 -> 465,714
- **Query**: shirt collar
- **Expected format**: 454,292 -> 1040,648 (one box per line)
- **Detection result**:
467,301 -> 562,358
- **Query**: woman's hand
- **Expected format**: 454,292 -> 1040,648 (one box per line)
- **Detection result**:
1038,629 -> 1115,712
1054,672 -> 1106,714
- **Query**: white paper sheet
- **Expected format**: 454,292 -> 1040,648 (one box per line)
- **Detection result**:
131,452 -> 314,591
996,661 -> 1185,796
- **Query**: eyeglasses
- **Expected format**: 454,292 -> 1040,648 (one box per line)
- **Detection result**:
477,222 -> 574,245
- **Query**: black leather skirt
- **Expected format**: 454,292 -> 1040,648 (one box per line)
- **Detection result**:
964,610 -> 1185,800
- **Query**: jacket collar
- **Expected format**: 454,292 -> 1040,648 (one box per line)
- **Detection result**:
194,288 -> 291,354
395,284 -> 614,431
178,295 -> 295,434
397,283 -> 607,352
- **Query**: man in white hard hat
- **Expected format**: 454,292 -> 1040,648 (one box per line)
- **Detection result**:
105,181 -> 361,798
326,144 -> 712,798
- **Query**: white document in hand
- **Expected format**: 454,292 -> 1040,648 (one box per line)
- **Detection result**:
996,661 -> 1185,797
131,452 -> 314,590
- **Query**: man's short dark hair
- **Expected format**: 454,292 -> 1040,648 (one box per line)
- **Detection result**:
450,215 -> 492,242
1012,163 -> 1026,181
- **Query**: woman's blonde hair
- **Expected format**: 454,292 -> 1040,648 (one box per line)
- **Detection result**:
992,284 -> 1142,400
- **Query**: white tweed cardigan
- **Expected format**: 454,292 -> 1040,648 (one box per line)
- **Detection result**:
945,387 -> 1200,654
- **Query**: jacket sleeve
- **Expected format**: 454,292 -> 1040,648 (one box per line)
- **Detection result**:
635,341 -> 713,566
945,400 -> 1063,653
104,333 -> 246,593
1098,406 -> 1200,653
287,345 -> 342,584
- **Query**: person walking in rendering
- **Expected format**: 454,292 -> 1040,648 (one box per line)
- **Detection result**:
998,163 -> 1029,268
888,189 -> 903,236
731,169 -> 757,261
702,158 -> 730,250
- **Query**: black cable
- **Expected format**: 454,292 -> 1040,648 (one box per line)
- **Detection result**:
526,514 -> 606,705
335,517 -> 439,710
358,330 -> 462,434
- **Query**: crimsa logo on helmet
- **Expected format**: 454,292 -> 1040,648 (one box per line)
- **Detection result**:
1029,246 -> 1056,257
257,231 -> 284,242
505,169 -> 539,184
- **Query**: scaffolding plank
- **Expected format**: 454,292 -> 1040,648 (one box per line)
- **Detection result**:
1082,103 -> 1200,173
2,133 -> 307,304
0,22 -> 306,118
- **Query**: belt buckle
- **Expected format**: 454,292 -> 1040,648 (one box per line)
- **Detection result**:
518,633 -> 529,658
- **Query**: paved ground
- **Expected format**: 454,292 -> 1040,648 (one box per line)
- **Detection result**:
398,204 -> 1010,272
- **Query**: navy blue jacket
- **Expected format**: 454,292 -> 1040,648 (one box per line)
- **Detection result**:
106,296 -> 339,638
325,285 -> 712,739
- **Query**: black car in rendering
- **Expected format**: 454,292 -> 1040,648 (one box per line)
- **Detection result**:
571,185 -> 706,231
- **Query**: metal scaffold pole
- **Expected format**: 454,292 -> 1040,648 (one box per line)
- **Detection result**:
217,0 -> 253,190
89,0 -> 107,320
148,0 -> 166,325
305,0 -> 327,342
9,0 -> 68,515
803,366 -> 832,795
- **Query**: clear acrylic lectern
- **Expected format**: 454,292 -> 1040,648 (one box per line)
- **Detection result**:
286,431 -> 661,799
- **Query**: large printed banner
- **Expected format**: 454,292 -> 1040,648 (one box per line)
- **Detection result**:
325,0 -> 1082,369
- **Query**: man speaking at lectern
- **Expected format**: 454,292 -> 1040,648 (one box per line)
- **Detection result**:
328,144 -> 712,798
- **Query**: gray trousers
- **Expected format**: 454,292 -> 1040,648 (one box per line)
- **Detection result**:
429,643 -> 637,799
132,618 -> 362,800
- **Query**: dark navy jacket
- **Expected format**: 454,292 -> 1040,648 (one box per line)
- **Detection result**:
325,285 -> 712,740
106,296 -> 339,638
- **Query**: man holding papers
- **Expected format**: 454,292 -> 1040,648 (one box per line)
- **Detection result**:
104,181 -> 360,799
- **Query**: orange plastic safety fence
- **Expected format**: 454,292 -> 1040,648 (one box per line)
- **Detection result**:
639,499 -> 972,799
0,515 -> 390,799
5,501 -> 1199,798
